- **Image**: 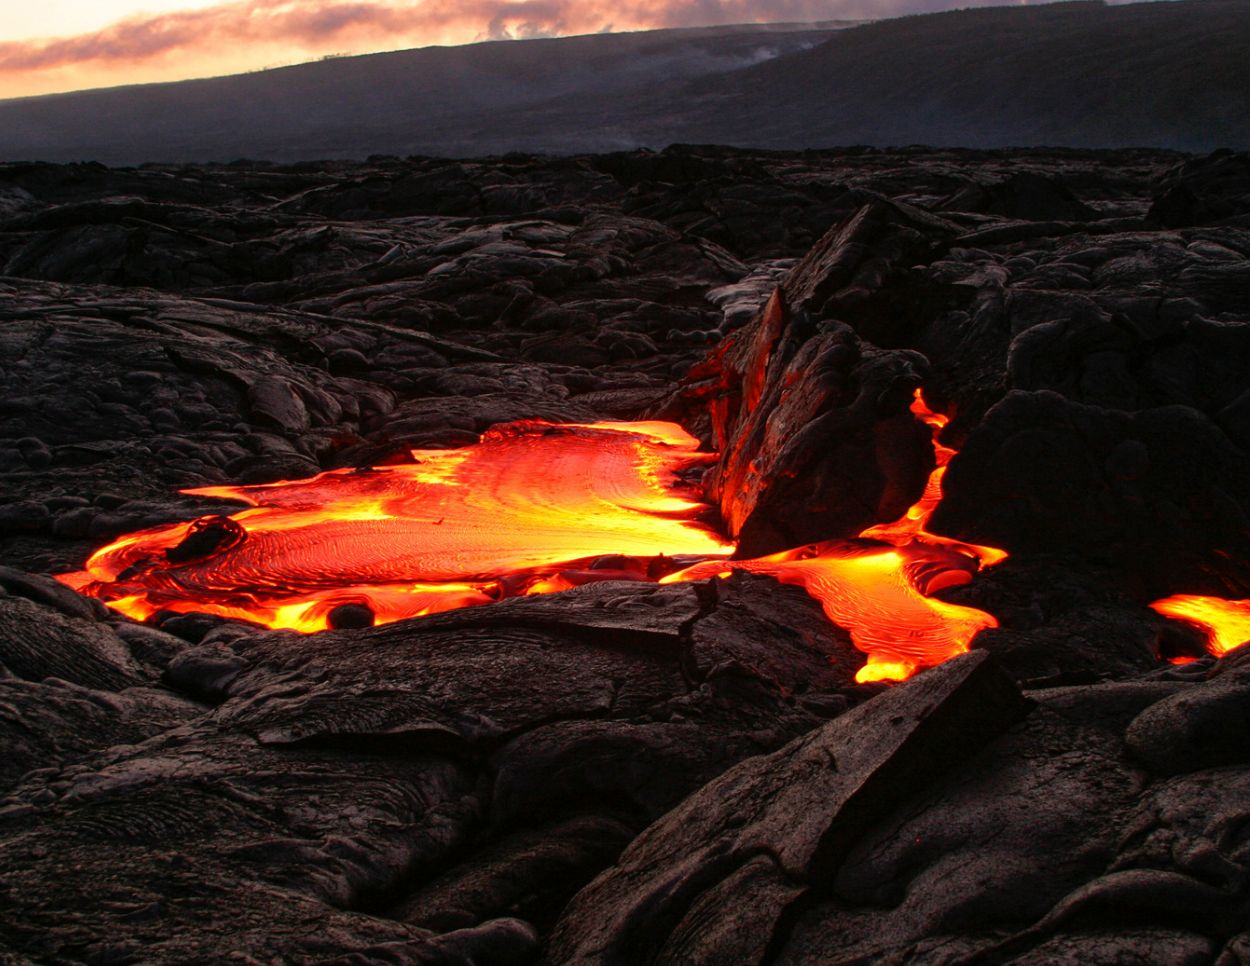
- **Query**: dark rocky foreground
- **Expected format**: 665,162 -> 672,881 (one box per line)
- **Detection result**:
2,145 -> 1250,963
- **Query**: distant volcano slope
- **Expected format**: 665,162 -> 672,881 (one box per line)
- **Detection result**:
0,22 -> 845,165
642,0 -> 1250,152
0,1 -> 1246,164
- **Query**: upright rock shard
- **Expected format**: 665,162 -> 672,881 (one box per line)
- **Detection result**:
676,292 -> 934,558
666,199 -> 964,557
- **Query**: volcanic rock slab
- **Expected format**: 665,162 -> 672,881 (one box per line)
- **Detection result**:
931,391 -> 1250,597
544,651 -> 1032,964
669,287 -> 935,557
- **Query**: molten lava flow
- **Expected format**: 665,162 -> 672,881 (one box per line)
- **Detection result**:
1149,595 -> 1250,657
859,395 -> 1008,568
61,391 -> 1250,680
62,395 -> 1017,683
665,392 -> 1007,683
60,421 -> 733,632
663,541 -> 998,683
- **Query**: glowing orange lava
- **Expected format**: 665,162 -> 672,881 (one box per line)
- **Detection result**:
1149,595 -> 1250,657
859,395 -> 1008,568
59,395 -> 1023,682
59,421 -> 733,632
665,393 -> 1005,683
55,379 -> 1250,681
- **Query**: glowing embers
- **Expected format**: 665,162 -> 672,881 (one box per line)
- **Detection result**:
60,420 -> 733,632
1149,596 -> 1250,657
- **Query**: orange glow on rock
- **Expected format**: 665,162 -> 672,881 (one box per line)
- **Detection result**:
665,391 -> 1007,682
60,420 -> 732,632
1149,595 -> 1250,658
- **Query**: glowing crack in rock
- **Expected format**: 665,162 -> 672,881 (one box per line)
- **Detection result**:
664,393 -> 1006,683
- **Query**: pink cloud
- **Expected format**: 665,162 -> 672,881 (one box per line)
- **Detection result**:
0,0 -> 841,73
0,0 -> 1051,76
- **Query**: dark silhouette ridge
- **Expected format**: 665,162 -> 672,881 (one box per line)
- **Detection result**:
0,22 -> 847,164
0,4 -> 1245,159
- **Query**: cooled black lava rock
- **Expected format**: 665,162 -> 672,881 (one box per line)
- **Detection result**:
163,515 -> 245,563
328,602 -> 376,629
1149,149 -> 1250,227
931,391 -> 1250,598
4,147 -> 1250,965
939,171 -> 1098,223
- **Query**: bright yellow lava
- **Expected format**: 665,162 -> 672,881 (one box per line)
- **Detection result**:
1149,595 -> 1250,657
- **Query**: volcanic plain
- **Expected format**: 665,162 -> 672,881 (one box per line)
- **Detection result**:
2,145 -> 1250,963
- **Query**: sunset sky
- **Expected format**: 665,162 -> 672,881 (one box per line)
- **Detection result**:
1,0 -> 1134,100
